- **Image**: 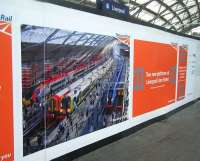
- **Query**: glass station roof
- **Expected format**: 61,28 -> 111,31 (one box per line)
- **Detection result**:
21,25 -> 113,47
64,0 -> 200,35
129,0 -> 200,34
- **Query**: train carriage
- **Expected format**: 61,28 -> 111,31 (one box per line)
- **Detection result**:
105,57 -> 125,112
47,58 -> 113,121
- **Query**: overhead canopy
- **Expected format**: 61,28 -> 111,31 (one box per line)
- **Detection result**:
129,0 -> 200,33
21,25 -> 114,47
64,0 -> 200,35
21,25 -> 116,62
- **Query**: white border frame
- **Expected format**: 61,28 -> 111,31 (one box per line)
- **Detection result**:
1,1 -> 200,161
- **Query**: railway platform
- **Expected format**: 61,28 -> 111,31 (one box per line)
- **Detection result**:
67,101 -> 200,161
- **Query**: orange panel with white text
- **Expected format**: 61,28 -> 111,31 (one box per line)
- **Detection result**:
133,40 -> 177,116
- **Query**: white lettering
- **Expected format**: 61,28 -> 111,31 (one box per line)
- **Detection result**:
111,5 -> 126,14
0,153 -> 12,161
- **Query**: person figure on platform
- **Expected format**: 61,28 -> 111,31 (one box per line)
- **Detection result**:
65,127 -> 70,141
69,116 -> 73,131
59,123 -> 62,134
96,115 -> 99,128
75,122 -> 78,136
112,113 -> 114,124
103,116 -> 106,128
26,137 -> 31,153
37,134 -> 42,149
86,107 -> 89,118
59,123 -> 64,135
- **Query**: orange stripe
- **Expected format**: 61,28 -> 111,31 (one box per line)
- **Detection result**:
0,21 -> 13,161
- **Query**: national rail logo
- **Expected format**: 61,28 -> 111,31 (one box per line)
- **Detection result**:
0,14 -> 12,22
0,14 -> 12,36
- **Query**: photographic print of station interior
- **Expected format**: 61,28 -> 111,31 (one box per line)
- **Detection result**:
21,25 -> 130,155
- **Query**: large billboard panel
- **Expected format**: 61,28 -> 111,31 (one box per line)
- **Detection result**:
21,25 -> 130,156
133,40 -> 177,116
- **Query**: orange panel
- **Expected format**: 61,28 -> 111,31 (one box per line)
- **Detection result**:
0,21 -> 13,161
177,46 -> 188,101
133,40 -> 177,117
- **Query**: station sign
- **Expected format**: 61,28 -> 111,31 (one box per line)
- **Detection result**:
102,0 -> 129,16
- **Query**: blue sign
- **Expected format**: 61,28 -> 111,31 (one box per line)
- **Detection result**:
102,0 -> 129,16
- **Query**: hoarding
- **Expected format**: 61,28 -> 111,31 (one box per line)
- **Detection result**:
0,1 -> 199,161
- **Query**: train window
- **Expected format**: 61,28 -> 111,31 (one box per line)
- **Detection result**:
61,97 -> 65,109
66,96 -> 71,107
74,96 -> 77,104
61,97 -> 68,109
116,96 -> 123,106
50,79 -> 65,91
50,98 -> 56,112
118,91 -> 121,96
117,90 -> 124,96
108,97 -> 112,105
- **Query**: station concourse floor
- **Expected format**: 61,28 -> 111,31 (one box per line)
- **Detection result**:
72,100 -> 200,161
